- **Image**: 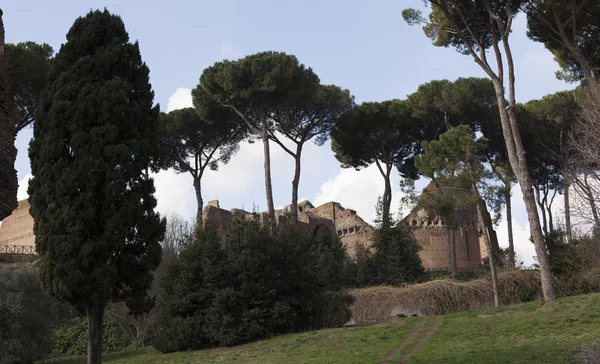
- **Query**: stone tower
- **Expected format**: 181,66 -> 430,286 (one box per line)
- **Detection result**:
0,9 -> 18,221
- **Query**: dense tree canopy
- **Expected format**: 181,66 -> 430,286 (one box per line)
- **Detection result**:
523,0 -> 600,82
194,52 -> 317,231
159,100 -> 245,223
271,84 -> 354,219
331,100 -> 423,224
28,10 -> 165,364
5,41 -> 53,133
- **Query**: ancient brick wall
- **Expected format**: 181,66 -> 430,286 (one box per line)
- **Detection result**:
310,202 -> 374,258
0,9 -> 18,221
0,200 -> 35,250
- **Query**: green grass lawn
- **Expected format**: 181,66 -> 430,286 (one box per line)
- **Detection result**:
49,293 -> 600,364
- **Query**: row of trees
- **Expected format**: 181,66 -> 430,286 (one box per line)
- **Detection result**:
403,0 -> 600,303
5,2 -> 600,362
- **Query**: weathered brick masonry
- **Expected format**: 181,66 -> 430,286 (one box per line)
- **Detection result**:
0,9 -> 18,221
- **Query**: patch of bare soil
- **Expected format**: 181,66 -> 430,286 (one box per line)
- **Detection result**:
379,317 -> 427,364
400,316 -> 442,364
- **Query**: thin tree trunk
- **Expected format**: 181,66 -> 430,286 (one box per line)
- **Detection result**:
262,121 -> 276,233
290,144 -> 303,221
583,174 -> 600,226
382,170 -> 392,226
86,304 -> 105,364
445,228 -> 457,278
564,181 -> 572,244
473,180 -> 500,306
193,175 -> 203,228
549,1 -> 595,82
505,183 -> 516,269
534,186 -> 548,236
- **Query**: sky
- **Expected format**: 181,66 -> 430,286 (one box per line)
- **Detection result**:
3,1 -> 577,266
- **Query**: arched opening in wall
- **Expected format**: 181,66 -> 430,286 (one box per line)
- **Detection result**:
299,206 -> 303,212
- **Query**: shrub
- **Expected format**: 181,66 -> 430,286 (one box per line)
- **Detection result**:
349,269 -> 600,324
0,268 -> 69,364
153,218 -> 352,353
51,315 -> 128,356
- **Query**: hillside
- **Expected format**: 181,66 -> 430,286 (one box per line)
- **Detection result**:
50,293 -> 600,364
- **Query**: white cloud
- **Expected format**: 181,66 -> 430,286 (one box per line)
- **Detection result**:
167,88 -> 193,112
17,174 -> 32,201
313,165 -> 404,225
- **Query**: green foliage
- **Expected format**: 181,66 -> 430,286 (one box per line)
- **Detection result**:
51,315 -> 128,356
153,219 -> 352,353
347,198 -> 425,287
403,2 -> 521,56
414,125 -> 483,230
28,9 -> 165,317
331,100 -> 421,177
544,230 -> 582,276
194,51 -> 317,134
372,198 -> 425,284
0,268 -> 69,364
159,107 -> 244,176
406,77 -> 497,132
524,0 -> 600,82
5,41 -> 53,132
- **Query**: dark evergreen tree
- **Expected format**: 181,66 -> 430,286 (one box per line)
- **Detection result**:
372,197 -> 425,285
153,218 -> 352,353
5,41 -> 53,132
28,10 -> 165,364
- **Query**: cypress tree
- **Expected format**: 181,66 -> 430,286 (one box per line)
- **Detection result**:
28,9 -> 165,364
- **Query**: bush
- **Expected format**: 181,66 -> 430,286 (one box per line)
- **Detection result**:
349,269 -> 600,324
346,199 -> 425,287
545,229 -> 582,275
152,218 -> 353,353
51,315 -> 128,356
0,268 -> 69,364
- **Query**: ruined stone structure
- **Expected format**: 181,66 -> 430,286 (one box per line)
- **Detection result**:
401,186 -> 500,271
3,195 -> 499,270
0,9 -> 18,221
0,199 -> 35,252
203,200 -> 374,257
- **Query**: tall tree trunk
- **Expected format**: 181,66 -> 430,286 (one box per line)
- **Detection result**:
564,180 -> 572,244
491,79 -> 556,302
290,144 -> 303,221
472,180 -> 500,306
193,175 -> 203,228
261,121 -> 276,233
444,228 -> 457,278
382,170 -> 392,226
375,160 -> 393,226
505,183 -> 516,269
86,303 -> 105,364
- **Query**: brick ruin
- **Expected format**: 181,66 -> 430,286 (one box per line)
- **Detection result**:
203,200 -> 374,258
204,196 -> 498,270
1,195 -> 499,270
0,9 -> 18,221
0,199 -> 35,251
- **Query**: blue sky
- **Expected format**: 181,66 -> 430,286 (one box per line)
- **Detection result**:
4,1 -> 575,265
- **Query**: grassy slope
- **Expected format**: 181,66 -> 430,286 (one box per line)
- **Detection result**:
50,293 -> 600,364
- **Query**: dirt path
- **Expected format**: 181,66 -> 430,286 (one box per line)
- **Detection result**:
379,317 -> 427,364
399,316 -> 442,364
